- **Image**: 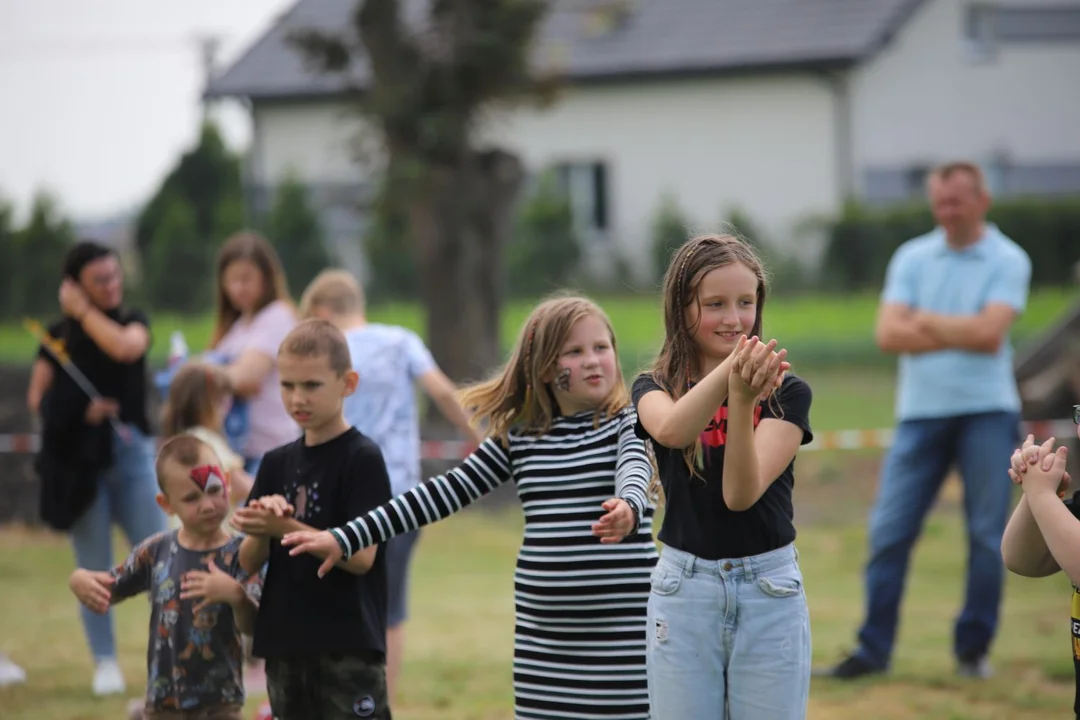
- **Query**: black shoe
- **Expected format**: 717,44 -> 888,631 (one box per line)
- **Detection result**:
814,651 -> 885,679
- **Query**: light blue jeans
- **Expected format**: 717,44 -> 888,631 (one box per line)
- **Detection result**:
647,543 -> 811,720
70,425 -> 167,662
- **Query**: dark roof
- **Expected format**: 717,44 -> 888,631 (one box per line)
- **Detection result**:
206,0 -> 925,101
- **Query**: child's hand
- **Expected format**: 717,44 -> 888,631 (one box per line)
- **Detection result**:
281,530 -> 343,578
250,495 -> 294,517
1019,441 -> 1070,500
1010,435 -> 1070,499
180,560 -> 243,613
69,569 -> 114,614
592,498 -> 636,544
230,506 -> 287,537
730,337 -> 788,401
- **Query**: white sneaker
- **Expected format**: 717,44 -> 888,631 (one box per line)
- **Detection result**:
92,658 -> 126,696
0,654 -> 26,687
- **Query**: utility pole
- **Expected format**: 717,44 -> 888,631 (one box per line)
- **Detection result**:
194,33 -> 222,121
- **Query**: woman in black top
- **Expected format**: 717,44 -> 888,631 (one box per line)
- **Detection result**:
633,234 -> 814,720
27,241 -> 166,697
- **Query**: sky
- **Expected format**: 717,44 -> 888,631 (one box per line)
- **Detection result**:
0,0 -> 295,223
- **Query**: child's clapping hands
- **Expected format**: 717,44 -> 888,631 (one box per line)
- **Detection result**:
729,335 -> 789,402
230,494 -> 295,537
1009,434 -> 1071,499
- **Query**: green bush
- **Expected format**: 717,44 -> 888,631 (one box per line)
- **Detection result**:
721,206 -> 809,297
506,174 -> 581,297
269,174 -> 329,297
361,182 -> 417,303
821,196 -> 1080,291
651,194 -> 691,283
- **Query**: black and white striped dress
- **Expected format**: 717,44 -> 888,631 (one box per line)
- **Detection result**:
332,407 -> 657,719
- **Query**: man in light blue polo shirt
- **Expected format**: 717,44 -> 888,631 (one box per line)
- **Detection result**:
822,161 -> 1032,680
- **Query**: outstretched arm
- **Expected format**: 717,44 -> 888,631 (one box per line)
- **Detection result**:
335,438 -> 512,554
283,438 -> 514,575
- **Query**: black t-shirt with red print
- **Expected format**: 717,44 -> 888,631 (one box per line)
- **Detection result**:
632,373 -> 813,560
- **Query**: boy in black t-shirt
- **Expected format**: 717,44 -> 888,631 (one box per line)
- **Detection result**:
233,319 -> 392,720
1001,410 -> 1080,718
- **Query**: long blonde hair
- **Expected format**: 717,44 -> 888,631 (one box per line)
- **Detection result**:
459,294 -> 630,445
647,233 -> 770,496
210,231 -> 293,347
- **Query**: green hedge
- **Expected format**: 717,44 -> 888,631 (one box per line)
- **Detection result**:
821,196 -> 1080,292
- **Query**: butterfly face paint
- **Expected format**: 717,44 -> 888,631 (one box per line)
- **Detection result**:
554,367 -> 571,392
189,465 -> 226,493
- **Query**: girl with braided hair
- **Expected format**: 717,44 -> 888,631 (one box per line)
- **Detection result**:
633,233 -> 815,719
282,294 -> 658,719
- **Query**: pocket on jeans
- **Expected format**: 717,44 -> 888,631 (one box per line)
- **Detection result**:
757,565 -> 803,598
650,567 -> 683,596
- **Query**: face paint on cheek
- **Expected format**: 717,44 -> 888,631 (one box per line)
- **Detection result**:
555,367 -> 571,392
189,465 -> 225,492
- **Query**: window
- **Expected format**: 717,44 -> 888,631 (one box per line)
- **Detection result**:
964,4 -> 1080,60
553,160 -> 610,241
964,4 -> 998,61
998,6 -> 1080,42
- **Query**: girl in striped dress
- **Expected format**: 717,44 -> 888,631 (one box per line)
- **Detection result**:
282,295 -> 657,720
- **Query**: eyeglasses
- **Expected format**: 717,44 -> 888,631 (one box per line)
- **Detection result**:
1074,405 -> 1080,425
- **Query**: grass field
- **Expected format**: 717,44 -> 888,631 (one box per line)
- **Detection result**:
0,288 -> 1076,718
0,288 -> 1075,368
0,484 -> 1075,720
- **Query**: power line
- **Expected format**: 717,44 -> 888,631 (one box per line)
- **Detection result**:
0,33 -> 229,62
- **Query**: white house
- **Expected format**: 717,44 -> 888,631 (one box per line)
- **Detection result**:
205,0 -> 1080,280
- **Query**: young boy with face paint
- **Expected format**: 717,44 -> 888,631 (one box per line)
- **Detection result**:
69,434 -> 265,720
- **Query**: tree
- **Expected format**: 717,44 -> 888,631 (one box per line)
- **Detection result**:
145,197 -> 210,314
0,193 -> 16,320
135,120 -> 245,260
289,0 -> 554,387
136,120 -> 245,312
362,180 -> 417,302
269,174 -> 330,297
11,192 -> 76,319
508,173 -> 581,297
651,195 -> 691,283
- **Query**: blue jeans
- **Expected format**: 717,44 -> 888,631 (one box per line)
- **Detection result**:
856,411 -> 1020,667
386,529 -> 421,628
647,544 -> 811,719
70,425 -> 167,662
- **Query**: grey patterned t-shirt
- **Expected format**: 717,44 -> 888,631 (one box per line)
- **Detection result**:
109,531 -> 264,712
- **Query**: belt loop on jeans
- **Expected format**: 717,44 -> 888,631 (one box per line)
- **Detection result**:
682,551 -> 694,578
742,558 -> 756,583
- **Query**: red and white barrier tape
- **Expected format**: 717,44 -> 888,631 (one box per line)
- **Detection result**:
0,419 -> 1074,457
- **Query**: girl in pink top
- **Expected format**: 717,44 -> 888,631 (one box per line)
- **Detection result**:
209,232 -> 299,472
